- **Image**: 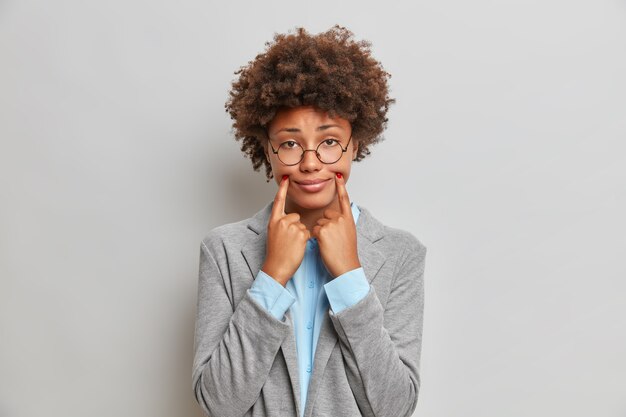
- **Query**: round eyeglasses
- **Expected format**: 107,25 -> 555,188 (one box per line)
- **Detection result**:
268,135 -> 353,166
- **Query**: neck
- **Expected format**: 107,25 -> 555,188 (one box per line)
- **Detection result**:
284,197 -> 344,233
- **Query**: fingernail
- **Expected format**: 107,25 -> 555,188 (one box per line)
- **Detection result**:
336,172 -> 342,179
282,175 -> 288,181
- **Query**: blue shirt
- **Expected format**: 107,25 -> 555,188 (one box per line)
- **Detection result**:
248,202 -> 370,417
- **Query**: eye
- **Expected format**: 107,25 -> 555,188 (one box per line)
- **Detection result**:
322,138 -> 339,146
281,140 -> 299,149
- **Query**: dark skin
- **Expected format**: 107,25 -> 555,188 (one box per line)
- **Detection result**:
260,105 -> 362,287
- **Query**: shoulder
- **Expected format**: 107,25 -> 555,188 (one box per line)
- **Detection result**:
200,216 -> 256,254
198,200 -> 273,259
382,224 -> 428,264
200,201 -> 272,253
383,225 -> 427,250
358,205 -> 427,262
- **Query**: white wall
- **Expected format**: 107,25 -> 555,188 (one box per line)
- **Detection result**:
1,1 -> 625,416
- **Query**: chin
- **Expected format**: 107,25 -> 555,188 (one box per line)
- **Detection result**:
289,190 -> 335,211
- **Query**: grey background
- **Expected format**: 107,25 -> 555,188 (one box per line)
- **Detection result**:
1,0 -> 625,416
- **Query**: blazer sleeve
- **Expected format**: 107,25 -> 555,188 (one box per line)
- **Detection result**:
327,234 -> 427,417
191,238 -> 293,417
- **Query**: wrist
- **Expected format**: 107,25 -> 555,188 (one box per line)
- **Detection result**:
261,263 -> 290,287
331,259 -> 362,278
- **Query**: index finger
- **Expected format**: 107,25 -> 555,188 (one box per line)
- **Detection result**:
334,172 -> 353,218
271,175 -> 289,221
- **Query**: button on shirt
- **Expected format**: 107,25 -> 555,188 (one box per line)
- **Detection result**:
248,202 -> 370,417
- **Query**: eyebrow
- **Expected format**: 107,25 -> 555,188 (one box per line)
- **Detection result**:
273,124 -> 344,134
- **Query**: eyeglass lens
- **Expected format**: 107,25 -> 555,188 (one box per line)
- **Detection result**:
277,140 -> 344,165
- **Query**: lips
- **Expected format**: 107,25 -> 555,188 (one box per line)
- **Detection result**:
294,178 -> 331,193
295,178 -> 330,185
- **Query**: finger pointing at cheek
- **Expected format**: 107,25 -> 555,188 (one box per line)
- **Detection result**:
335,171 -> 353,220
311,170 -> 361,278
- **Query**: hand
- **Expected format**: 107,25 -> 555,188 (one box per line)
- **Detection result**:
261,175 -> 311,287
311,173 -> 361,278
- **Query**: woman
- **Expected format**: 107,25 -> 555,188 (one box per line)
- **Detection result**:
192,25 -> 427,417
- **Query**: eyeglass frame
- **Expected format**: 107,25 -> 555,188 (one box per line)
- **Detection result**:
267,134 -> 354,166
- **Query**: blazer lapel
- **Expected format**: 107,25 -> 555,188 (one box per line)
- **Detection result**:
239,201 -> 272,288
240,201 -> 303,414
240,202 -> 387,417
304,205 -> 387,417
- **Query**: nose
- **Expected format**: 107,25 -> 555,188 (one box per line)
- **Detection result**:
299,149 -> 322,172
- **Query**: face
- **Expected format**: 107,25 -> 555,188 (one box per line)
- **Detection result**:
263,105 -> 358,213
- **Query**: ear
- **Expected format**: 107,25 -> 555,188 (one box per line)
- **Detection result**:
352,138 -> 358,159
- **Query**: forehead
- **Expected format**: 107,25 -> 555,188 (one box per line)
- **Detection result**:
268,105 -> 350,134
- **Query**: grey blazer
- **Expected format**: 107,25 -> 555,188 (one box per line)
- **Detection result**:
192,201 -> 427,417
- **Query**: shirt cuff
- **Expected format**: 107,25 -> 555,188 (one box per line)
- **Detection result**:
323,267 -> 370,314
248,270 -> 296,321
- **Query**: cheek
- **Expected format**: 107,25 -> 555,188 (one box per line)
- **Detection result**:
272,166 -> 296,186
335,160 -> 353,177
268,157 -> 285,182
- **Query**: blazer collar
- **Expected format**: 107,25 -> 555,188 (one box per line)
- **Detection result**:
240,200 -> 387,417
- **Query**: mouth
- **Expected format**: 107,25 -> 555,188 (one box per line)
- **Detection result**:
294,178 -> 331,193
295,178 -> 330,185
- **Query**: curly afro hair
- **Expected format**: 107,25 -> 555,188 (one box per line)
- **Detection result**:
225,25 -> 395,182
